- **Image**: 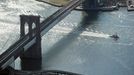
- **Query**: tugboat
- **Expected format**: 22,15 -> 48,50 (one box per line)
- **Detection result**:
110,33 -> 119,40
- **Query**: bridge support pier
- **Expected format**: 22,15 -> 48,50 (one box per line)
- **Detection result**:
82,0 -> 99,10
20,15 -> 42,70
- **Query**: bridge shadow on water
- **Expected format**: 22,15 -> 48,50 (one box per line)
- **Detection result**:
42,11 -> 99,69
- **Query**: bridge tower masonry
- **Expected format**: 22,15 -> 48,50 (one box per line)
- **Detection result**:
20,15 -> 42,70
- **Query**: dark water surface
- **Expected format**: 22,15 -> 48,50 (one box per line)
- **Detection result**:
39,7 -> 134,75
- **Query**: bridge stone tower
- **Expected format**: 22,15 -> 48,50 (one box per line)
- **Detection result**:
82,0 -> 99,9
20,15 -> 42,70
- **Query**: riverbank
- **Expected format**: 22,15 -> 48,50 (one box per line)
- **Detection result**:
37,0 -> 119,11
37,0 -> 70,6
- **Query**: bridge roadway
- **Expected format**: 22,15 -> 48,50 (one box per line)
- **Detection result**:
0,0 -> 83,70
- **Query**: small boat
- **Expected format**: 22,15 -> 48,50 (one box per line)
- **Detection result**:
110,33 -> 119,40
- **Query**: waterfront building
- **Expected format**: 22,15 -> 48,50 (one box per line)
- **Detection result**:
82,0 -> 102,8
82,0 -> 118,9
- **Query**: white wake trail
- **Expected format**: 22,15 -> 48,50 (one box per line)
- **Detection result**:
51,26 -> 110,38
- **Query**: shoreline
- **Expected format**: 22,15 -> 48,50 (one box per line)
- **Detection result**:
36,0 -> 119,11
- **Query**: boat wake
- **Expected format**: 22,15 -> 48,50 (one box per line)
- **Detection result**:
51,26 -> 110,39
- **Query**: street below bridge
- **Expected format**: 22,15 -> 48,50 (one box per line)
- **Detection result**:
0,0 -> 134,75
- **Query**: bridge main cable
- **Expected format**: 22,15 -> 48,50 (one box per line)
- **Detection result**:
0,0 -> 84,70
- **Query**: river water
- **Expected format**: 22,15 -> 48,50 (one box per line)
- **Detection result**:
0,0 -> 134,75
